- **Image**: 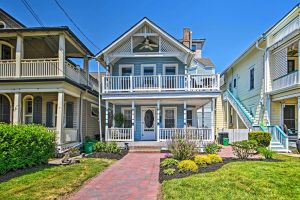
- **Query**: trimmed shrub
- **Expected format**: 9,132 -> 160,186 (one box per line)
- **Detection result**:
160,158 -> 178,168
163,168 -> 176,175
249,131 -> 271,148
194,155 -> 212,165
208,154 -> 223,163
178,160 -> 198,172
0,123 -> 55,175
205,143 -> 222,154
93,142 -> 121,154
168,136 -> 196,160
258,147 -> 275,159
232,140 -> 258,159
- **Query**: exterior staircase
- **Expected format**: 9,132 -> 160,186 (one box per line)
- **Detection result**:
224,89 -> 289,152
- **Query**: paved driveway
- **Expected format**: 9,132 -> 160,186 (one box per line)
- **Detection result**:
71,153 -> 163,200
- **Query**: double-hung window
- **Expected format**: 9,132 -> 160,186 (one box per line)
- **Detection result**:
164,107 -> 176,128
187,110 -> 193,127
122,108 -> 132,128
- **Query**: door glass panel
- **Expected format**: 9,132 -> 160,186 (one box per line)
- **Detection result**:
144,109 -> 154,128
284,105 -> 295,133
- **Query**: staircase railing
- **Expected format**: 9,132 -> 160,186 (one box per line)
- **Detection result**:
267,125 -> 289,152
224,89 -> 253,128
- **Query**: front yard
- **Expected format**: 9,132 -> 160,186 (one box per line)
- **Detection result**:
0,158 -> 114,200
162,154 -> 300,200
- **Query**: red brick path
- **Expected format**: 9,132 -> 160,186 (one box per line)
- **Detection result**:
71,153 -> 163,200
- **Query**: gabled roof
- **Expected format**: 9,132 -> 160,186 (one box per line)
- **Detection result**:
0,8 -> 26,28
95,17 -> 193,58
196,58 -> 214,67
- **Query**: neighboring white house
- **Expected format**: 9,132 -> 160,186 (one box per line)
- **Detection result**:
95,18 -> 220,145
219,4 -> 300,152
0,9 -> 100,152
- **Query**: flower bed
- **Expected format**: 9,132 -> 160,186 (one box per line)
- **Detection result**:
85,149 -> 128,160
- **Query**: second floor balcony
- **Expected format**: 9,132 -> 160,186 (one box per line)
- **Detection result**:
102,74 -> 220,94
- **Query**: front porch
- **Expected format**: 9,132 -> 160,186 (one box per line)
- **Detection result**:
104,98 -> 216,143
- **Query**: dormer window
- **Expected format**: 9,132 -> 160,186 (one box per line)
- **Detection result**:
0,21 -> 6,29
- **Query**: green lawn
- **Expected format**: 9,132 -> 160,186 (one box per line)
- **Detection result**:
162,155 -> 300,200
0,158 -> 114,200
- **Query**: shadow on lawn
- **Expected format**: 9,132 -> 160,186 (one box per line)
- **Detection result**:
0,163 -> 58,183
159,157 -> 282,183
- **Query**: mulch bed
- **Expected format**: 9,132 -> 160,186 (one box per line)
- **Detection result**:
0,164 -> 57,183
85,149 -> 128,160
159,157 -> 281,183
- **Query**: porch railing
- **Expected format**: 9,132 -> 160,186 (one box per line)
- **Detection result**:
267,125 -> 289,152
21,58 -> 59,77
272,71 -> 298,91
106,128 -> 133,141
102,74 -> 220,93
159,128 -> 212,142
0,60 -> 16,77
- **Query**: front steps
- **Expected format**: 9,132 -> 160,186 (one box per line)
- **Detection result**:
117,141 -> 167,153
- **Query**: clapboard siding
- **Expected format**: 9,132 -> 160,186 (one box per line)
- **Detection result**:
215,95 -> 225,132
82,99 -> 100,140
112,57 -> 185,76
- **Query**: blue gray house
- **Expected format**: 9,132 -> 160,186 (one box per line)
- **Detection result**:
95,18 -> 220,145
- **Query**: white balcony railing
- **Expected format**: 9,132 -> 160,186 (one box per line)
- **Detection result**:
272,71 -> 298,91
159,128 -> 213,142
0,58 -> 98,92
102,74 -> 220,93
0,60 -> 16,77
106,128 -> 133,141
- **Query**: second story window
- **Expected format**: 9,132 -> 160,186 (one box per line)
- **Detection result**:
191,44 -> 197,51
287,60 -> 295,73
233,78 -> 237,88
1,44 -> 12,60
250,68 -> 254,90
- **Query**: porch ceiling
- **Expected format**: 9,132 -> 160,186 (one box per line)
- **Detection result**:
108,98 -> 212,107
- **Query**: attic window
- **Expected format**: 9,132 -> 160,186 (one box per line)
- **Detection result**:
0,21 -> 6,29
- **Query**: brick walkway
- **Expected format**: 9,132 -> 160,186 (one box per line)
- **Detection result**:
71,153 -> 163,200
218,146 -> 234,158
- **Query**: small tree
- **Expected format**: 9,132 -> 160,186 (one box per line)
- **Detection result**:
114,112 -> 125,128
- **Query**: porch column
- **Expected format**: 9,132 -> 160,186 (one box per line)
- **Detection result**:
157,100 -> 160,141
56,92 -> 64,144
112,104 -> 115,127
105,101 -> 109,141
15,35 -> 23,77
298,40 -> 300,83
298,96 -> 300,139
131,101 -> 135,141
58,34 -> 65,77
13,93 -> 22,124
211,99 -> 215,141
84,56 -> 89,84
184,101 -> 187,128
266,95 -> 271,125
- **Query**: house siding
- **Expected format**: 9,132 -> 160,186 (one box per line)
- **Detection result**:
112,57 -> 185,76
82,99 -> 100,140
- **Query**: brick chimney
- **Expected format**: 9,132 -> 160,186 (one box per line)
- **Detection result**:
182,28 -> 191,48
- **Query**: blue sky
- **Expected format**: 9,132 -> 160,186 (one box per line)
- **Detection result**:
1,0 -> 299,72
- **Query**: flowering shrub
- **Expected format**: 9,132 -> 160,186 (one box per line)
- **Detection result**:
208,154 -> 223,163
232,140 -> 257,159
168,135 -> 196,160
194,155 -> 212,165
177,160 -> 198,172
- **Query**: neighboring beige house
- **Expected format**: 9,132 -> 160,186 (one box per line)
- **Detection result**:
218,4 -> 300,152
0,9 -> 100,152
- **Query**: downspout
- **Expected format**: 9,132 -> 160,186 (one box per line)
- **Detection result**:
97,61 -> 103,141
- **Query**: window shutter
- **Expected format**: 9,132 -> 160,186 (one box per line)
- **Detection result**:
46,102 -> 53,127
33,96 -> 42,124
66,102 -> 74,128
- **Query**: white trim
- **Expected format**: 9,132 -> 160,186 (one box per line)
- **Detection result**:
22,95 -> 34,124
141,64 -> 156,75
0,21 -> 6,29
119,64 -> 134,76
162,106 -> 177,128
163,63 -> 178,75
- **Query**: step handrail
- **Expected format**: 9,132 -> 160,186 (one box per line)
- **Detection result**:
267,125 -> 288,138
225,89 -> 253,124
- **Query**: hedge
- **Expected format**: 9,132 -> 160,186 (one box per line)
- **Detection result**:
0,123 -> 56,175
248,131 -> 272,148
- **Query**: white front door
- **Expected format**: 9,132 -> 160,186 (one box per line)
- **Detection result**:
141,107 -> 156,140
